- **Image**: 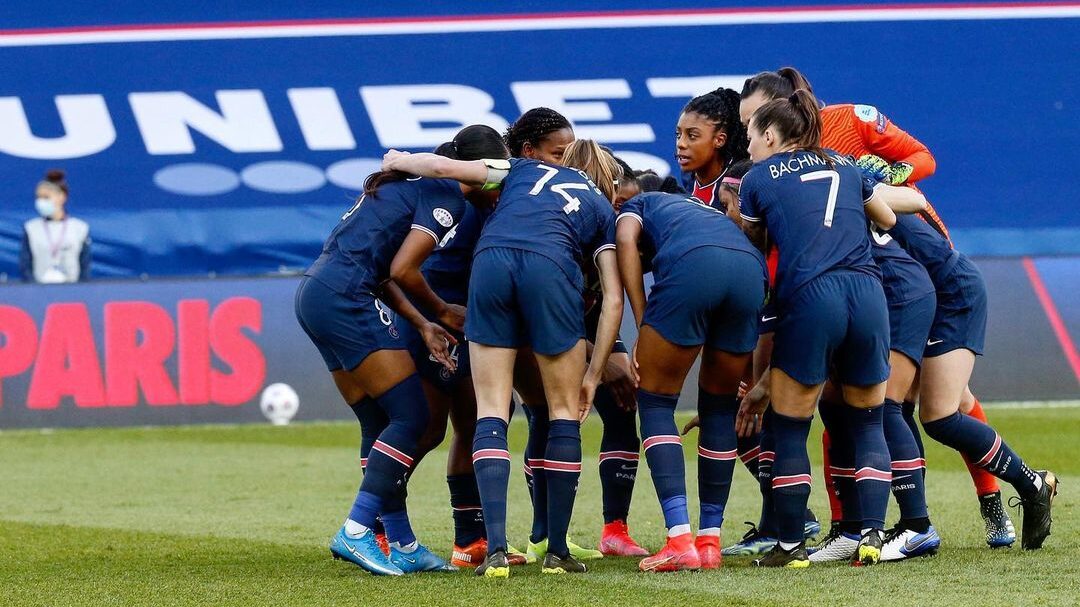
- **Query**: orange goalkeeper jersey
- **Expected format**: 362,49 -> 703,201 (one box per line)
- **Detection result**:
821,103 -> 951,241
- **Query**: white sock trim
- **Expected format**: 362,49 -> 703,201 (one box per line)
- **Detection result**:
668,524 -> 692,538
778,540 -> 801,551
344,519 -> 369,538
698,527 -> 721,537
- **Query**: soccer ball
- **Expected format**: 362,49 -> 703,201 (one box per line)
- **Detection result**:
259,382 -> 299,426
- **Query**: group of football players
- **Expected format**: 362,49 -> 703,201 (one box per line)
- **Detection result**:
295,67 -> 1058,577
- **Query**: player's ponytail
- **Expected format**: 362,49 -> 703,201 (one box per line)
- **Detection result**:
365,125 -> 509,197
562,139 -> 622,202
741,67 -> 814,102
751,89 -> 832,165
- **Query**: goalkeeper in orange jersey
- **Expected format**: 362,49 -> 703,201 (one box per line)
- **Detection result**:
737,68 -> 1016,552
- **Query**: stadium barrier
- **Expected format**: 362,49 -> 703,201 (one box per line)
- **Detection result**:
0,256 -> 1076,429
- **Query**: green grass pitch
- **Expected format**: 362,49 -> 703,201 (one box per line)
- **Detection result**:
1,404 -> 1077,607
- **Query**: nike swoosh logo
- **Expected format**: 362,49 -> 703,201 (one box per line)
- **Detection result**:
400,555 -> 418,564
904,534 -> 933,553
643,555 -> 676,570
761,316 -> 777,322
893,474 -> 911,480
927,339 -> 943,345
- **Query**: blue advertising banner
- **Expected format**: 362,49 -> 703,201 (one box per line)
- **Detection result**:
0,3 -> 1078,280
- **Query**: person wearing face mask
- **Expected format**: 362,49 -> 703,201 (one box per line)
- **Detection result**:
20,169 -> 91,284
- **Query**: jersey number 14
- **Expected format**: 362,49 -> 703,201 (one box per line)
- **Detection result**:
530,163 -> 593,215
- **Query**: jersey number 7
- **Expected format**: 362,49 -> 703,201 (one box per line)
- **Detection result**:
801,170 -> 840,227
529,163 -> 593,215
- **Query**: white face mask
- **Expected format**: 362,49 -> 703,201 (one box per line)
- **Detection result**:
35,197 -> 56,218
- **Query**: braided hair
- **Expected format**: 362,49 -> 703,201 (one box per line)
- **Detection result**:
682,87 -> 750,168
504,107 -> 573,157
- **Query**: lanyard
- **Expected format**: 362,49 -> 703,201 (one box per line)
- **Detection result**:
42,219 -> 68,262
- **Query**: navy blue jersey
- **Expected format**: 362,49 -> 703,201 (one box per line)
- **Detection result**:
305,177 -> 466,296
868,223 -> 935,305
887,213 -> 962,287
739,150 -> 880,302
475,157 -> 616,286
421,203 -> 486,305
618,192 -> 764,282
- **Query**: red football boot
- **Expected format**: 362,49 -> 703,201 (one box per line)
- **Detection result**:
639,533 -> 701,572
599,520 -> 650,557
695,534 -> 722,570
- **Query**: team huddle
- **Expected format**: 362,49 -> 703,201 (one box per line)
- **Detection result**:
294,67 -> 1059,577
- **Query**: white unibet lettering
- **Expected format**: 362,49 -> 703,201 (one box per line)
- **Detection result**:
0,95 -> 115,159
360,84 -> 508,148
511,79 -> 653,143
287,88 -> 356,151
645,76 -> 752,99
129,90 -> 282,155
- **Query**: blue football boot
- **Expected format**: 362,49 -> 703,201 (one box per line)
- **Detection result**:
879,525 -> 941,561
390,543 -> 458,573
329,528 -> 404,576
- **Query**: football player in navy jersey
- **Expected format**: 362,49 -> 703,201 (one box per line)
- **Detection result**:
809,221 -> 942,563
383,130 -> 529,569
886,213 -> 1058,551
382,139 -> 624,577
735,90 -> 921,568
295,128 -> 507,576
506,111 -> 647,561
616,190 -> 766,571
676,88 -> 750,208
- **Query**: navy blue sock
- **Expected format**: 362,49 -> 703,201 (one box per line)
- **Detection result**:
448,474 -> 485,546
348,491 -> 382,529
819,400 -> 861,529
850,403 -> 891,531
923,411 -> 1041,498
525,406 -> 550,543
902,400 -> 926,481
544,419 -> 583,557
661,495 -> 691,532
521,403 -> 536,497
594,383 -> 639,524
349,397 -> 387,535
883,399 -> 929,523
360,375 -> 428,505
381,508 -> 416,547
738,431 -> 761,479
473,417 -> 511,554
770,412 -> 813,544
638,389 -> 688,533
697,389 -> 739,533
757,409 -> 778,537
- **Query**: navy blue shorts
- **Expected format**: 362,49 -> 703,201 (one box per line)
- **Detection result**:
466,247 -> 585,356
643,247 -> 766,353
294,276 -> 404,372
400,320 -> 472,393
925,256 -> 987,357
772,271 -> 890,386
888,291 -> 936,366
